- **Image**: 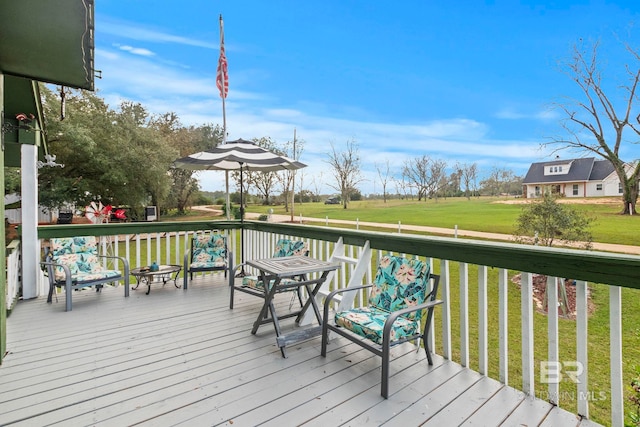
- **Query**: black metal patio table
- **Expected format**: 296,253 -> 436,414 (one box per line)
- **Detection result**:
246,255 -> 340,357
131,264 -> 182,295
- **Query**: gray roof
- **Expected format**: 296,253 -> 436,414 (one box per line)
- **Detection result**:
590,158 -> 616,180
522,157 -> 615,184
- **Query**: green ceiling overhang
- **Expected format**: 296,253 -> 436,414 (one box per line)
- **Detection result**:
0,0 -> 95,91
1,0 -> 96,168
3,76 -> 47,168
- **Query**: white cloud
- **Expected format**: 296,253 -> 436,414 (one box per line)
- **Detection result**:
116,44 -> 156,57
99,18 -> 216,49
495,106 -> 560,121
94,44 -> 549,195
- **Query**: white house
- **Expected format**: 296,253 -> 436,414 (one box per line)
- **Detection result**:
522,157 -> 626,198
4,193 -> 57,224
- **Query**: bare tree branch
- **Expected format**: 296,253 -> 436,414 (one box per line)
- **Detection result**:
544,38 -> 640,214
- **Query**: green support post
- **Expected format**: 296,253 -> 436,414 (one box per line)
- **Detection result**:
0,73 -> 6,364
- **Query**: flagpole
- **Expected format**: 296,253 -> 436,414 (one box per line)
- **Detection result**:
220,22 -> 227,143
290,128 -> 296,222
217,14 -> 231,220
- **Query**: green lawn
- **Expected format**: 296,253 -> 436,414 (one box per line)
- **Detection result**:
248,196 -> 640,245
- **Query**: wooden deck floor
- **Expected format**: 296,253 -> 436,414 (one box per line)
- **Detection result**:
1,275 -> 601,427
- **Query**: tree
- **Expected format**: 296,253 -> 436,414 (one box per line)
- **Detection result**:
427,159 -> 447,201
246,137 -> 282,205
513,192 -> 593,249
402,155 -> 430,200
165,124 -> 222,214
480,166 -> 521,196
456,162 -> 478,200
278,134 -> 304,215
296,170 -> 307,205
150,113 -> 222,214
375,160 -> 392,202
546,39 -> 640,214
402,155 -> 447,200
439,171 -> 461,198
39,87 -> 178,218
4,168 -> 21,195
326,139 -> 362,209
310,171 -> 324,202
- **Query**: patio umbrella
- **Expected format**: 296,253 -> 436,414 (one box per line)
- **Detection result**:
173,138 -> 307,271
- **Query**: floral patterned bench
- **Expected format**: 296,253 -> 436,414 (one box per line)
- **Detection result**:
42,236 -> 130,311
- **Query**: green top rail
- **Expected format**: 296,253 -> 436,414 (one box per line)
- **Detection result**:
35,219 -> 640,290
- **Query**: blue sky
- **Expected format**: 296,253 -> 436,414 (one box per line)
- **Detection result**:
94,1 -> 640,194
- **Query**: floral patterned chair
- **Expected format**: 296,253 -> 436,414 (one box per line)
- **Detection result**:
42,236 -> 130,312
229,238 -> 309,309
183,232 -> 228,289
320,254 -> 442,398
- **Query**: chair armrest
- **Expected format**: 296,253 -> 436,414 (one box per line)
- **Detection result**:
382,299 -> 444,347
230,262 -> 249,275
324,284 -> 373,306
40,261 -> 73,286
96,254 -> 130,277
323,284 -> 373,322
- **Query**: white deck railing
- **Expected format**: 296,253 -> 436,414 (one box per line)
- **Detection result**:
6,240 -> 21,310
16,221 -> 640,426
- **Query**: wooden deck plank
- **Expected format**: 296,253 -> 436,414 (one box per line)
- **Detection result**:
380,368 -> 484,425
500,393 -> 554,425
459,384 -> 525,426
1,327 -> 278,423
37,327 -> 301,423
0,276 -> 603,427
226,345 -> 423,427
301,356 -> 461,427
177,344 -> 383,426
423,375 -> 506,426
539,406 -> 582,427
0,298 -> 272,394
95,343 -> 349,426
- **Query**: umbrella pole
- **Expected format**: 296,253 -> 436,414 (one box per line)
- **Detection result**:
236,163 -> 246,277
225,171 -> 230,220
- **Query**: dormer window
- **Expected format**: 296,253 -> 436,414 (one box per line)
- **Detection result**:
545,163 -> 570,176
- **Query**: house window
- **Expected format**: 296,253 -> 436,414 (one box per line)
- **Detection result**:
573,184 -> 579,196
619,182 -> 623,194
596,183 -> 603,191
535,186 -> 540,196
559,166 -> 563,172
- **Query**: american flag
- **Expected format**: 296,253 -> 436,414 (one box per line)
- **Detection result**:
216,15 -> 229,99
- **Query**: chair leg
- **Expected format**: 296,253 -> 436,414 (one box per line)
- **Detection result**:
424,306 -> 435,365
424,337 -> 433,365
320,318 -> 329,357
47,281 -> 55,303
229,277 -> 235,309
381,344 -> 390,398
65,282 -> 72,312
